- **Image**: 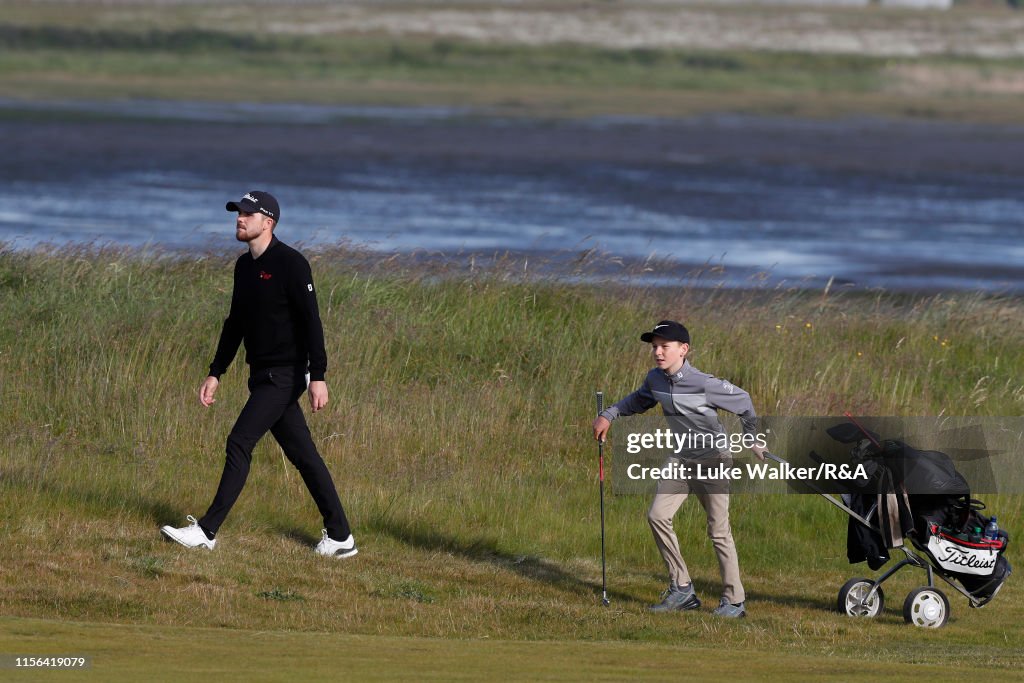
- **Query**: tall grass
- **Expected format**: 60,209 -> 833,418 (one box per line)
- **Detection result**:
1,247 -> 1021,666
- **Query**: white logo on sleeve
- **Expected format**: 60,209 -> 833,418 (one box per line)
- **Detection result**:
722,380 -> 734,394
307,283 -> 314,292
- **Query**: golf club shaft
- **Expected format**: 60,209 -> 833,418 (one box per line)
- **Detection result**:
596,391 -> 608,605
843,411 -> 883,451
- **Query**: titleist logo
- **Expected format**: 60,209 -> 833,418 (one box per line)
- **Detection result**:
936,546 -> 997,571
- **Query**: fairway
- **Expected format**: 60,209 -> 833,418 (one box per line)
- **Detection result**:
2,616 -> 1016,683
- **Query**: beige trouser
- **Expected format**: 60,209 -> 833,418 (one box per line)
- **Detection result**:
647,471 -> 745,604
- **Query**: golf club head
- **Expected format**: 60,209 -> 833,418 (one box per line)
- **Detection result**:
602,596 -> 611,607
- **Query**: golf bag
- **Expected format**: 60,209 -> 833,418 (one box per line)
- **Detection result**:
827,423 -> 1012,606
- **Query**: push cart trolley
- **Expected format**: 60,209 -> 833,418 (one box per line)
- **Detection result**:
764,419 -> 1010,629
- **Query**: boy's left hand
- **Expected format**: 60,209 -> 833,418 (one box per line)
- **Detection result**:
751,445 -> 767,461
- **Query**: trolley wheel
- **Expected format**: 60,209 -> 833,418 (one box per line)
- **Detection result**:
903,587 -> 950,628
838,578 -> 884,618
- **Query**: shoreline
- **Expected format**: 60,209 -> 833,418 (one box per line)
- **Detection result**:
4,98 -> 1024,176
3,99 -> 1023,296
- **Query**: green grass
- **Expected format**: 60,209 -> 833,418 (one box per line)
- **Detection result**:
3,616 -> 1015,682
1,5 -> 1023,121
0,29 -> 888,94
1,247 -> 1022,678
0,24 -> 887,91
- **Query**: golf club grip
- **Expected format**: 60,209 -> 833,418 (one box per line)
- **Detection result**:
596,391 -> 604,417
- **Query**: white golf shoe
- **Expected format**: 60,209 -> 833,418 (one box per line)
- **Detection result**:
314,530 -> 358,558
160,515 -> 216,550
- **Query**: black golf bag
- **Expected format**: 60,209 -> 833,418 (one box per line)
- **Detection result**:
827,423 -> 1012,607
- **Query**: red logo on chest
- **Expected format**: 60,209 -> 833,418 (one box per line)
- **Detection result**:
259,270 -> 273,280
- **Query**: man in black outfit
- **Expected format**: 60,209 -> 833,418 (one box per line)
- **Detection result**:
161,191 -> 356,558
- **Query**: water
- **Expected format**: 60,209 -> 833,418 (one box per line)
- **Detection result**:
2,99 -> 1023,292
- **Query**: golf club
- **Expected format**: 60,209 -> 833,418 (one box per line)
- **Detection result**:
596,391 -> 610,607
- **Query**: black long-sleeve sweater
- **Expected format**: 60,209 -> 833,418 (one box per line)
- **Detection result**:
209,237 -> 328,381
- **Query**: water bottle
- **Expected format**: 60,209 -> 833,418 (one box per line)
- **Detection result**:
985,516 -> 999,541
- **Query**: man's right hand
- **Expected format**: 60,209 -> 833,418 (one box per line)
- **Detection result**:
593,416 -> 611,442
199,376 -> 220,407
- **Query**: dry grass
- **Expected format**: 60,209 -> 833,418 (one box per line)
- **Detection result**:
5,2 -> 1024,58
3,1 -> 1024,121
0,247 -> 1021,674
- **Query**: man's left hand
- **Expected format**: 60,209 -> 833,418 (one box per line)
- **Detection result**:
752,445 -> 768,461
309,380 -> 329,413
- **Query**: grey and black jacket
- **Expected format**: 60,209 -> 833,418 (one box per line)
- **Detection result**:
600,360 -> 757,458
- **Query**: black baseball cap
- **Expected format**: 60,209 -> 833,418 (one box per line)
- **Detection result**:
641,320 -> 690,344
226,190 -> 280,223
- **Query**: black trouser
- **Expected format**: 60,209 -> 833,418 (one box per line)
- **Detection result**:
199,366 -> 352,540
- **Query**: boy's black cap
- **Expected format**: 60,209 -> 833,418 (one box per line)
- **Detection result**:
641,320 -> 690,344
226,190 -> 279,222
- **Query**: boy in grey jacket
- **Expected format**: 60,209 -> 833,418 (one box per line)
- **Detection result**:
593,320 -> 766,617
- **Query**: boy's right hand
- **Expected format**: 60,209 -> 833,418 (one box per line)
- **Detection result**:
593,416 -> 611,442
